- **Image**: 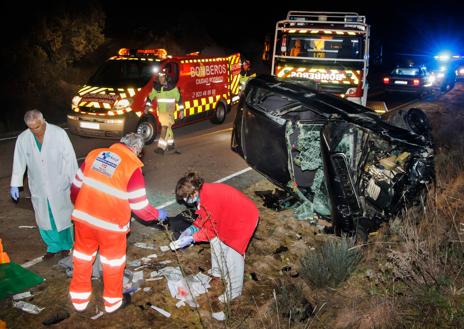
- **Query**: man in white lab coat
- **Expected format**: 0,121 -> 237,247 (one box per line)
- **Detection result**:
10,110 -> 78,260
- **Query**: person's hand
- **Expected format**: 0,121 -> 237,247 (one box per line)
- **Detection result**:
157,208 -> 168,223
176,236 -> 194,249
10,186 -> 19,201
169,236 -> 194,251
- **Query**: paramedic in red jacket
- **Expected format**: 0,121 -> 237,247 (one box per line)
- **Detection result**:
173,171 -> 259,303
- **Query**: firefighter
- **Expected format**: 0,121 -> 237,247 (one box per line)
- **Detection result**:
239,59 -> 256,92
172,171 -> 259,303
148,71 -> 181,155
69,133 -> 167,313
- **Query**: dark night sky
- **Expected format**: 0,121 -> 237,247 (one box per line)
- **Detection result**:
3,0 -> 464,59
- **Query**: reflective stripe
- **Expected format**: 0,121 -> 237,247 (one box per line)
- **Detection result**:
82,176 -> 128,200
70,291 -> 91,300
130,199 -> 149,210
158,140 -> 167,146
73,178 -> 83,188
167,139 -> 174,145
73,209 -> 130,233
127,188 -> 146,199
100,254 -> 126,267
105,300 -> 122,313
73,301 -> 89,311
157,98 -> 175,103
76,169 -> 84,180
73,249 -> 97,262
104,296 -> 122,304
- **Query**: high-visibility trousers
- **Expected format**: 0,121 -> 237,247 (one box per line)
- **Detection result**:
69,221 -> 127,313
157,111 -> 175,150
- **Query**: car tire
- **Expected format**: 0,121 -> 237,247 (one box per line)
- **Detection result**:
210,101 -> 227,124
136,115 -> 158,145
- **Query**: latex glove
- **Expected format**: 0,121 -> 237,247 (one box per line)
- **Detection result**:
170,236 -> 194,250
179,225 -> 198,239
157,208 -> 168,223
10,186 -> 19,201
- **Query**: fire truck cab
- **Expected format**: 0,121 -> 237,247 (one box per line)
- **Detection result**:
272,11 -> 370,106
67,49 -> 241,144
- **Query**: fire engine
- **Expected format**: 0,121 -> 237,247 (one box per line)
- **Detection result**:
67,48 -> 241,144
272,11 -> 378,109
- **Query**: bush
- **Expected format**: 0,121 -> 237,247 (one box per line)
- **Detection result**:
300,236 -> 362,288
272,280 -> 314,323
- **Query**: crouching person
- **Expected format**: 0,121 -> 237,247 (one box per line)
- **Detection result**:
173,171 -> 259,303
69,133 -> 168,313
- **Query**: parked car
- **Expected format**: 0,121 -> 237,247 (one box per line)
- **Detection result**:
383,65 -> 433,96
232,75 -> 434,235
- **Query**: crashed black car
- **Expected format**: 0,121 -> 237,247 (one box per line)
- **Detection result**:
232,75 -> 434,234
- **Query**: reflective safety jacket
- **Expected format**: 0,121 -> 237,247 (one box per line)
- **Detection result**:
149,85 -> 181,114
192,183 -> 259,255
72,143 -> 143,233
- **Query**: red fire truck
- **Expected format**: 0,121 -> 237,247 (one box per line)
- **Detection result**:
67,48 -> 241,144
272,11 -> 372,107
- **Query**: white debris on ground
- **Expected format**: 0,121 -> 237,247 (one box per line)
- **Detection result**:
12,291 -> 33,300
212,311 -> 226,321
12,301 -> 44,314
150,305 -> 171,318
134,242 -> 157,250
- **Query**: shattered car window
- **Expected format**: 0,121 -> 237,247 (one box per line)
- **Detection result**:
232,75 -> 434,235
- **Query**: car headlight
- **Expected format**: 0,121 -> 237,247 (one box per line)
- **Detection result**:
437,72 -> 445,78
72,96 -> 82,107
459,68 -> 464,75
67,115 -> 78,120
114,98 -> 133,109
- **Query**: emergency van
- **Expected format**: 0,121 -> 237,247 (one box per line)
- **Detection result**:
272,11 -> 371,107
67,48 -> 242,144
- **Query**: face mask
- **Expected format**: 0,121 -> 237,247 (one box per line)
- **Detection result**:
184,194 -> 199,205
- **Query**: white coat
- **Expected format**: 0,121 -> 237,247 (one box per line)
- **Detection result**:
10,122 -> 78,231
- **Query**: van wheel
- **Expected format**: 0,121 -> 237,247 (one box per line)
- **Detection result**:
210,102 -> 227,124
136,116 -> 158,145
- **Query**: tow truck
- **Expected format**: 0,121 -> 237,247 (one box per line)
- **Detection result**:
271,11 -> 386,113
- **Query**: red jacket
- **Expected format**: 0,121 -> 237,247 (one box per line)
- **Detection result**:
192,183 -> 259,255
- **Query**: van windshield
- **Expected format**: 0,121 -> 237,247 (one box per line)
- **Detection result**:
88,59 -> 157,87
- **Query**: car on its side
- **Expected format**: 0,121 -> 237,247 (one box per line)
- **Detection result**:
232,75 -> 434,236
383,65 -> 433,96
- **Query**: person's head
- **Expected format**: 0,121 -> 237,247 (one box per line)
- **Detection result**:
24,109 -> 46,138
175,171 -> 204,204
120,133 -> 144,157
295,39 -> 301,48
158,72 -> 167,85
242,59 -> 251,71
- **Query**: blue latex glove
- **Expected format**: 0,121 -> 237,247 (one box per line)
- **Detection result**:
177,236 -> 194,249
10,186 -> 19,201
157,208 -> 168,223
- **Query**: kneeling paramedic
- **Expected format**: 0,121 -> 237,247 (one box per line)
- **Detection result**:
173,171 -> 259,303
69,133 -> 168,313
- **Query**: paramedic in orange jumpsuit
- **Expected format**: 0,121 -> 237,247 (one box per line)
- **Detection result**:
69,133 -> 168,313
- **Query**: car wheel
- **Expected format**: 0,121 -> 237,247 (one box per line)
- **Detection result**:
136,115 -> 158,145
210,101 -> 227,124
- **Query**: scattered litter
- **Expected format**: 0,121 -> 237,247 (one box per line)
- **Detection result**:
150,271 -> 161,278
12,291 -> 33,300
13,301 -> 44,314
128,260 -> 142,267
132,271 -> 144,283
18,225 -> 36,229
143,287 -> 152,292
133,265 -> 148,271
160,246 -> 170,252
91,311 -> 104,320
212,311 -> 226,321
150,305 -> 171,318
58,255 -> 102,278
296,233 -> 302,240
146,253 -> 158,259
134,242 -> 156,250
42,310 -> 70,325
175,300 -> 185,308
146,277 -> 163,282
159,260 -> 172,265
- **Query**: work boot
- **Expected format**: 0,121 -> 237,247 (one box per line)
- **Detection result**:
110,293 -> 131,314
154,148 -> 165,155
42,252 -> 57,260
